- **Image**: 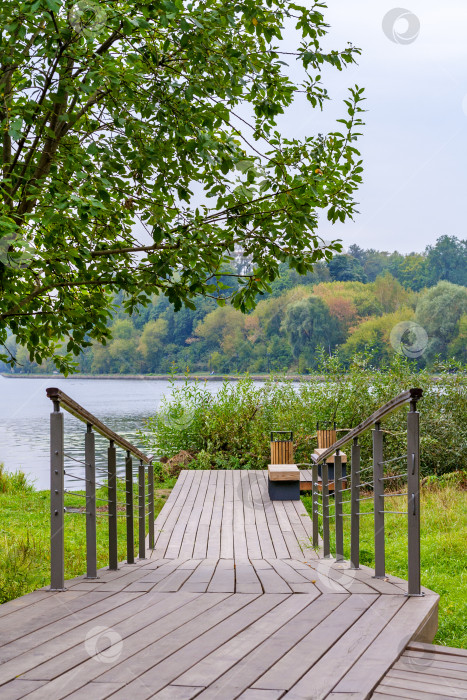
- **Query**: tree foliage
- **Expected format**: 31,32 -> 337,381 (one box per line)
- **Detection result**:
0,0 -> 365,371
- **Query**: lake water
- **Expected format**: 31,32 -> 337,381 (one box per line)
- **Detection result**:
0,376 -> 225,490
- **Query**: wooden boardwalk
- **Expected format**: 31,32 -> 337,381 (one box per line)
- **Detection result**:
0,470 -> 447,699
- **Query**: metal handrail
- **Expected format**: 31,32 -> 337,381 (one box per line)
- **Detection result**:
46,387 -> 152,463
310,388 -> 423,464
309,387 -> 422,596
47,388 -> 156,591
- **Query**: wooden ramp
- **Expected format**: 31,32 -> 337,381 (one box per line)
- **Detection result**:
0,470 -> 443,699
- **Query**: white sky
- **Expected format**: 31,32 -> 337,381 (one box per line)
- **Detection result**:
133,1 -> 467,256
278,0 -> 467,253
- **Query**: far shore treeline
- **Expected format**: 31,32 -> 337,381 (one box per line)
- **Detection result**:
3,236 -> 466,375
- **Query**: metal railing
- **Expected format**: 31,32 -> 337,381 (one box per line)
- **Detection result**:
308,387 -> 423,596
46,388 -> 155,591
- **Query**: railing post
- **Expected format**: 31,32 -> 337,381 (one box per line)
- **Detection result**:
85,424 -> 97,579
322,462 -> 330,558
407,400 -> 421,596
148,461 -> 155,550
50,400 -> 65,591
108,440 -> 118,570
312,463 -> 319,549
126,451 -> 134,564
334,451 -> 343,561
138,459 -> 146,560
373,421 -> 385,578
350,437 -> 360,569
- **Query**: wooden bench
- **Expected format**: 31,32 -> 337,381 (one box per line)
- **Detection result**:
268,464 -> 300,500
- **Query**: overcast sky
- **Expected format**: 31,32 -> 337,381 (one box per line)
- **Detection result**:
278,0 -> 467,254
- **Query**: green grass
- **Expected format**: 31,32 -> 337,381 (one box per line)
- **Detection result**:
302,480 -> 467,649
0,465 -> 175,604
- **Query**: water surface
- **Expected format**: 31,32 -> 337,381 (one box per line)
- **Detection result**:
0,376 -> 224,489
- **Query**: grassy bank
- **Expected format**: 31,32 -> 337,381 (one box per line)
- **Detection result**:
0,464 -> 174,603
302,475 -> 467,649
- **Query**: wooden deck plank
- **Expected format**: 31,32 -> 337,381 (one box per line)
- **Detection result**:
106,594 -> 289,699
194,595 -> 346,700
249,472 -> 277,559
179,471 -> 211,559
386,668 -> 467,690
0,679 -> 47,699
285,559 -> 348,595
281,500 -> 313,557
266,559 -> 318,589
153,470 -> 195,557
173,594 -> 315,688
64,682 -> 124,699
251,594 -> 377,691
255,471 -> 291,559
282,595 -> 405,699
193,471 -> 218,560
251,561 -> 293,594
235,560 -> 263,594
379,674 -> 467,697
208,559 -> 235,593
394,658 -> 467,679
0,590 -> 56,620
220,471 -> 234,559
0,591 -> 198,687
402,651 -> 467,670
180,559 -> 218,593
152,469 -> 189,545
0,591 -> 145,665
270,499 -> 304,560
21,593 -> 234,697
233,471 -> 249,559
0,590 -> 98,647
241,471 -> 263,560
166,470 -> 204,558
151,686 -> 205,699
408,642 -> 467,659
153,562 -> 203,592
372,689 -> 449,699
206,471 -> 225,560
237,691 -> 284,700
332,594 -> 440,696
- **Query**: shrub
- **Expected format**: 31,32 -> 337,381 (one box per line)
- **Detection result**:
141,353 -> 466,475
